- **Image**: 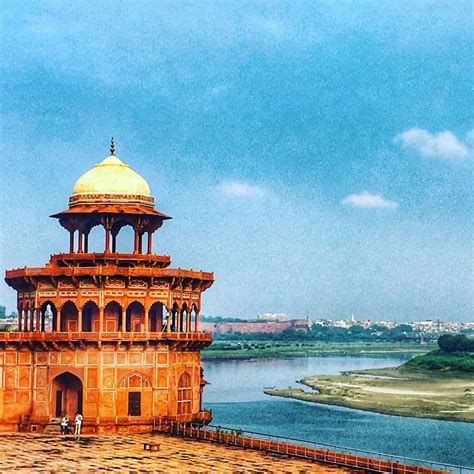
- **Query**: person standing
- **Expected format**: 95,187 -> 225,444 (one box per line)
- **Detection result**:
60,415 -> 69,435
74,412 -> 83,435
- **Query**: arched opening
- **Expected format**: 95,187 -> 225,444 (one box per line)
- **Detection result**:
113,223 -> 135,254
84,223 -> 104,253
18,306 -> 24,332
40,301 -> 57,332
190,305 -> 198,333
181,304 -> 189,332
51,372 -> 83,418
24,304 -> 31,332
126,301 -> 145,332
82,301 -> 99,332
171,303 -> 180,333
148,302 -> 164,332
177,372 -> 192,416
104,301 -> 123,332
60,301 -> 78,332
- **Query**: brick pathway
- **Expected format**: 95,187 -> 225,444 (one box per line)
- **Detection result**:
0,433 -> 352,472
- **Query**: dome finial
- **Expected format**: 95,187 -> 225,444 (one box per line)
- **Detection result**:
110,137 -> 115,155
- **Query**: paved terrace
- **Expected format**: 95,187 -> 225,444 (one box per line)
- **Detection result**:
0,433 -> 351,473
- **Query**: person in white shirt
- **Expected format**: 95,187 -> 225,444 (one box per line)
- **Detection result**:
60,415 -> 69,435
74,413 -> 83,435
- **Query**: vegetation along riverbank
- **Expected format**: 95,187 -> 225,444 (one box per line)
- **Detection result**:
202,341 -> 434,360
264,335 -> 474,423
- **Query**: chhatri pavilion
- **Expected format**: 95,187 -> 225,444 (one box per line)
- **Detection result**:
0,141 -> 214,433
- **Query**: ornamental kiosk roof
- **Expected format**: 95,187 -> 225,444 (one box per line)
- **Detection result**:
51,147 -> 171,220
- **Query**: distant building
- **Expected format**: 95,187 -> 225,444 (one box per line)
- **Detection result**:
201,318 -> 310,334
257,312 -> 289,322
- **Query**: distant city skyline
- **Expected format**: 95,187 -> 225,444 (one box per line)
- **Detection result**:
1,1 -> 472,321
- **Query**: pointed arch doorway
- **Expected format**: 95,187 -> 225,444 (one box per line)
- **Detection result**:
51,372 -> 83,418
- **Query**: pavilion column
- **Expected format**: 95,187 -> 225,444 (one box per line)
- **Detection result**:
17,308 -> 22,332
195,309 -> 200,332
56,310 -> 61,332
29,310 -> 34,332
186,311 -> 191,333
77,308 -> 82,333
84,232 -> 89,253
144,308 -> 149,333
138,232 -> 144,253
111,233 -> 117,253
35,308 -> 41,332
147,232 -> 153,254
177,310 -> 182,332
69,230 -> 75,253
166,312 -> 171,333
77,232 -> 83,253
133,229 -> 140,254
105,228 -> 111,253
99,306 -> 104,333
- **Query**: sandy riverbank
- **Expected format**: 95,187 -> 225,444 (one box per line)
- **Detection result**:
264,367 -> 474,423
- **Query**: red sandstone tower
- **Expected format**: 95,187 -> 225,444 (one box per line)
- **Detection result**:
0,141 -> 213,433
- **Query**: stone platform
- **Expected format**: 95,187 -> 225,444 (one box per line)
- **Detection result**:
0,433 -> 351,472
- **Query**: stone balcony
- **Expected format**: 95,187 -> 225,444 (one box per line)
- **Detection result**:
0,331 -> 212,349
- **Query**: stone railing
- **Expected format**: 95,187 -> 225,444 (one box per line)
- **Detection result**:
153,422 -> 471,474
0,331 -> 212,343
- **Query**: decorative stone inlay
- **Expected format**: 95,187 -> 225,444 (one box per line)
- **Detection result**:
59,291 -> 78,297
129,279 -> 147,289
127,291 -> 146,297
79,278 -> 96,288
58,278 -> 75,288
151,279 -> 169,289
106,278 -> 126,288
38,291 -> 57,297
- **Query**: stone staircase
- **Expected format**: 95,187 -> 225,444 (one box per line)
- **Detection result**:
43,419 -> 61,435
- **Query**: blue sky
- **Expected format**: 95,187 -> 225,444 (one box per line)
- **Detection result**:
1,1 -> 472,321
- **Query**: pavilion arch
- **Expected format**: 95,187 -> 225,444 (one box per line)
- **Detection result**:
126,301 -> 145,332
177,371 -> 192,416
17,303 -> 24,332
40,300 -> 57,332
60,300 -> 79,332
119,372 -> 151,389
104,301 -> 123,332
81,300 -> 99,332
180,303 -> 188,332
83,222 -> 105,253
190,304 -> 199,332
23,302 -> 31,332
118,372 -> 152,418
111,221 -> 135,254
51,371 -> 83,418
171,302 -> 180,333
148,302 -> 164,332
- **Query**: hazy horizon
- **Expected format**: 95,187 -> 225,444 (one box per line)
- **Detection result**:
1,1 -> 472,321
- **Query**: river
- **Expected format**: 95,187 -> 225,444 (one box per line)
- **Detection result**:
202,355 -> 474,467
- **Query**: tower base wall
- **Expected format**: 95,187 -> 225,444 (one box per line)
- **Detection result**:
0,341 -> 210,433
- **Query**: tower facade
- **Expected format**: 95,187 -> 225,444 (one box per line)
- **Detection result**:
0,144 -> 213,433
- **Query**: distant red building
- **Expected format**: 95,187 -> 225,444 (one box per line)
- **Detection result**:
201,319 -> 310,334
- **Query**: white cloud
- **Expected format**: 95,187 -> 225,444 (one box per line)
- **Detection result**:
342,191 -> 399,210
218,180 -> 265,198
393,128 -> 470,160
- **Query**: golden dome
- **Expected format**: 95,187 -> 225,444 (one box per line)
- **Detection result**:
72,154 -> 151,197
